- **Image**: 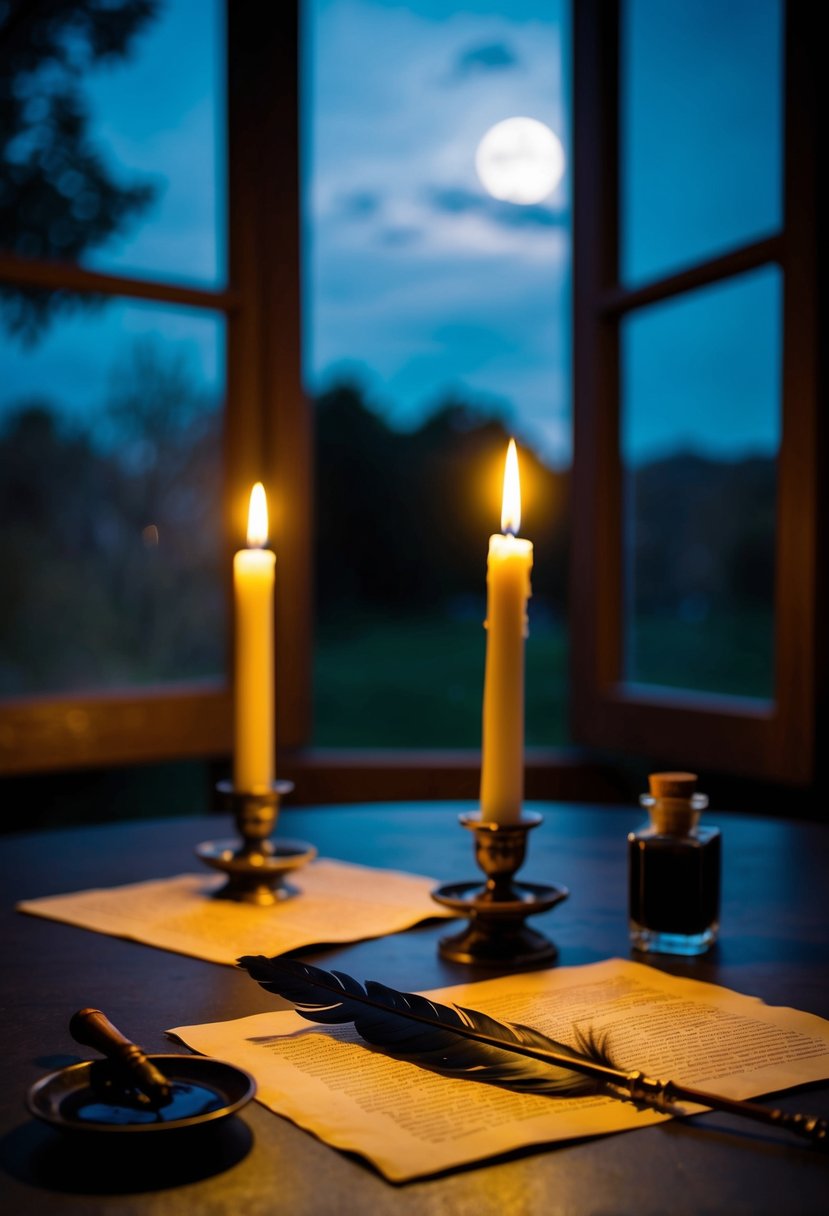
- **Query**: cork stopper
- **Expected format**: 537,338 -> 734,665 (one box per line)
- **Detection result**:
648,772 -> 697,798
646,772 -> 701,835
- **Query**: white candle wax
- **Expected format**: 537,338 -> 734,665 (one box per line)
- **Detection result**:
480,442 -> 533,824
233,484 -> 275,791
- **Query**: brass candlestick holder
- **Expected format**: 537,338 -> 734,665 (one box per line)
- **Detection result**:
195,780 -> 316,906
431,811 -> 568,967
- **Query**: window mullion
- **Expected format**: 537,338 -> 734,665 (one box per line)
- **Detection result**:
0,252 -> 238,314
599,233 -> 784,318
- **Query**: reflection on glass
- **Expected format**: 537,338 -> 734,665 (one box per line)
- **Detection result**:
306,0 -> 571,747
0,0 -> 224,292
621,0 -> 782,286
621,267 -> 780,699
0,294 -> 226,696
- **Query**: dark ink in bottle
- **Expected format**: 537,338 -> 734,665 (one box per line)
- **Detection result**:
628,772 -> 720,956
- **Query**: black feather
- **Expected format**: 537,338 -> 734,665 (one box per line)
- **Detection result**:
237,955 -> 605,1096
237,957 -> 829,1147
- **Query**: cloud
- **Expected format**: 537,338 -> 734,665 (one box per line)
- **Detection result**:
307,0 -> 571,451
427,186 -> 565,230
427,187 -> 481,215
378,225 -> 423,247
335,190 -> 383,221
452,40 -> 519,80
306,233 -> 571,456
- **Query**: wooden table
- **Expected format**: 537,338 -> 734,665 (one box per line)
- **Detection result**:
2,802 -> 828,1215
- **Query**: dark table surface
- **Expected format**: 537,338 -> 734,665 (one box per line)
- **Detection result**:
2,801 -> 828,1216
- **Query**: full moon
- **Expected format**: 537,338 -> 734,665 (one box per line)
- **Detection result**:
475,117 -> 564,205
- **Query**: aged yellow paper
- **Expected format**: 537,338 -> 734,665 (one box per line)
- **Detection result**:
17,859 -> 452,964
172,958 -> 829,1182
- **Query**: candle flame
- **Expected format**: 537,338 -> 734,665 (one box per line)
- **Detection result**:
247,482 -> 269,547
500,439 -> 521,535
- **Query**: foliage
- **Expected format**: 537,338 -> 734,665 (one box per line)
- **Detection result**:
0,0 -> 160,339
0,337 -> 223,694
629,452 -> 775,616
315,381 -> 570,620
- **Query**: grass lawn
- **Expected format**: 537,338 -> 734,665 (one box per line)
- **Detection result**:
313,613 -> 568,748
313,608 -> 775,747
628,611 -> 774,700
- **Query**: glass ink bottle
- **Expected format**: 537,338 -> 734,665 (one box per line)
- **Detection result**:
628,771 -> 720,956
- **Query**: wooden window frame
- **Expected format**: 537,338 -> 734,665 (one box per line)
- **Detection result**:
570,0 -> 824,785
0,1 -> 311,775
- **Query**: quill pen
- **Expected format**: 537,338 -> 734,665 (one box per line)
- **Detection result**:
238,955 -> 828,1145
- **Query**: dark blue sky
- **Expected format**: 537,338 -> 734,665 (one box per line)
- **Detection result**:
305,0 -> 570,463
1,0 -> 782,468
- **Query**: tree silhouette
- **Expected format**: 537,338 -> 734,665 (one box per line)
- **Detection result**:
314,381 -> 570,621
0,0 -> 160,340
0,338 -> 223,695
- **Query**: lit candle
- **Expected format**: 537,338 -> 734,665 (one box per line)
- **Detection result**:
480,440 -> 533,824
233,482 -> 275,791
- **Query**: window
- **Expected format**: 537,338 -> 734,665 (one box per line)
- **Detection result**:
2,1 -> 822,802
0,1 -> 310,774
305,0 -> 572,751
571,0 -> 821,784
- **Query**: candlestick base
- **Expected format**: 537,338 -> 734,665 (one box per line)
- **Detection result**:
195,780 -> 316,906
431,811 -> 568,967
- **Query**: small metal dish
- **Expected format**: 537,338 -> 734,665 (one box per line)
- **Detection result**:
27,1055 -> 256,1135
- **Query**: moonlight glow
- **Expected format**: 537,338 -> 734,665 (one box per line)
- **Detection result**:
475,117 -> 564,205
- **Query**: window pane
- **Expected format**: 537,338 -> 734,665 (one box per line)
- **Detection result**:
621,266 -> 781,699
0,0 -> 225,289
621,0 -> 782,286
0,294 -> 226,697
306,0 -> 571,747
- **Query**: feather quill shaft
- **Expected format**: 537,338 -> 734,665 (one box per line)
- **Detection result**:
237,956 -> 827,1145
239,955 -> 606,1095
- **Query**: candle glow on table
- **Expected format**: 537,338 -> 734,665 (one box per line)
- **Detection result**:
480,440 -> 533,824
233,483 -> 276,792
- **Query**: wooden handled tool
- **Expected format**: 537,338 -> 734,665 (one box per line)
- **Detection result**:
69,1008 -> 173,1108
